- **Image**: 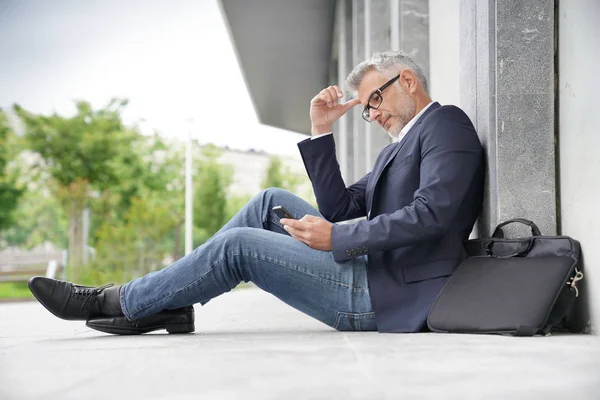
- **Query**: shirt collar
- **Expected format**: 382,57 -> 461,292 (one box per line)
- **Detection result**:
395,101 -> 434,142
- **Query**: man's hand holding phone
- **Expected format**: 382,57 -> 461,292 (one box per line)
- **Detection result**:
278,212 -> 333,251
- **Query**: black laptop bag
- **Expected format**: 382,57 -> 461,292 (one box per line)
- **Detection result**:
427,219 -> 583,336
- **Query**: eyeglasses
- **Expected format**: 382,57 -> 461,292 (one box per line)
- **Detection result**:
361,74 -> 400,122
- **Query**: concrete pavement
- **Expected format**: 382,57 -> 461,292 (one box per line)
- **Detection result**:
1,287 -> 599,400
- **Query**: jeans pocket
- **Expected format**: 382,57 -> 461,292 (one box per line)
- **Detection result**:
333,311 -> 377,332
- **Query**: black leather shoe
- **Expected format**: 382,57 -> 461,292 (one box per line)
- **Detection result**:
86,306 -> 195,335
28,276 -> 113,321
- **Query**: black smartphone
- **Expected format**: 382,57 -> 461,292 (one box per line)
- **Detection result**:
272,205 -> 295,220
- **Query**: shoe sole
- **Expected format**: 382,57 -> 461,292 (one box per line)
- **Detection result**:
86,322 -> 195,335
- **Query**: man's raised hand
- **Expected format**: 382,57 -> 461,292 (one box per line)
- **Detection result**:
310,85 -> 361,135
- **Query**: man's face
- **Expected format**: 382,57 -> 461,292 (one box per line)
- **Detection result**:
357,70 -> 417,139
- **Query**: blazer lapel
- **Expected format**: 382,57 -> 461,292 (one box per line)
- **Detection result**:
366,102 -> 441,213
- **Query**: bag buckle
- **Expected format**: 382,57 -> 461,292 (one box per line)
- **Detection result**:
568,268 -> 584,297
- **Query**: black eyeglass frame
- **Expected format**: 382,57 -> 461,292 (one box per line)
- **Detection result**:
361,74 -> 401,122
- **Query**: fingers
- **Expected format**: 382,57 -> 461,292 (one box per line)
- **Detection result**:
280,218 -> 307,230
321,88 -> 335,108
282,218 -> 313,241
288,231 -> 311,247
301,214 -> 320,222
283,223 -> 311,243
312,85 -> 344,108
326,86 -> 342,103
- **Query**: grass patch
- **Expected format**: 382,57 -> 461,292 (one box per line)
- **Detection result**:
0,282 -> 34,300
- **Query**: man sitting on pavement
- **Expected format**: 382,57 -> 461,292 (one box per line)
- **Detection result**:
29,51 -> 484,334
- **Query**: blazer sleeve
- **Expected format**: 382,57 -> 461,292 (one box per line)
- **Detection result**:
330,107 -> 483,262
298,134 -> 369,222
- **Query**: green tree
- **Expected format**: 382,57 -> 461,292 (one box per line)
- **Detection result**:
90,134 -> 187,267
0,109 -> 25,231
0,186 -> 68,249
225,193 -> 252,223
193,144 -> 233,239
88,191 -> 180,284
261,155 -> 303,192
13,99 -> 137,267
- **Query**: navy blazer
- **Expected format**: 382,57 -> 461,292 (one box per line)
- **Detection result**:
298,103 -> 484,332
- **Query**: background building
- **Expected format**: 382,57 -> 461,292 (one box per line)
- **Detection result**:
219,0 -> 599,331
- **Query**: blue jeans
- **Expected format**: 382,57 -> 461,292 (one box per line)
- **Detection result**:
119,188 -> 377,331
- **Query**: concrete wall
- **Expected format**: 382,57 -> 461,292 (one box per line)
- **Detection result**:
428,0 -> 460,106
558,0 -> 600,332
460,0 -> 557,238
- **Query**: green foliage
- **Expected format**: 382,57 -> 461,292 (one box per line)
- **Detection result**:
0,110 -> 25,231
0,187 -> 68,249
193,144 -> 233,238
13,99 -> 133,191
89,135 -> 186,278
90,193 -> 179,282
89,134 -> 184,239
13,99 -> 139,266
225,193 -> 253,223
261,156 -> 304,192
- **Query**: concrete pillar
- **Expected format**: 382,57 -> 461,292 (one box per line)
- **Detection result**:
460,0 -> 557,237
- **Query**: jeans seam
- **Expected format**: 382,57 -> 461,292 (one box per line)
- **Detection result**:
336,311 -> 376,319
127,251 -> 368,319
333,313 -> 342,330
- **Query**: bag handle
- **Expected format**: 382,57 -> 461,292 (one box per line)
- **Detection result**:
492,218 -> 542,238
485,238 -> 534,258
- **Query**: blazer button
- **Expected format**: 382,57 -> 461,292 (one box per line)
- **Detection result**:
346,250 -> 352,256
362,246 -> 368,252
351,249 -> 357,255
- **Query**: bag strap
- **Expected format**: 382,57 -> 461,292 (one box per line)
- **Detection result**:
492,218 -> 542,238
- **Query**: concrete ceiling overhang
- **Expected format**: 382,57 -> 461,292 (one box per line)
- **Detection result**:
219,0 -> 337,134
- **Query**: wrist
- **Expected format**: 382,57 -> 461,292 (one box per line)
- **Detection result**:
311,124 -> 332,136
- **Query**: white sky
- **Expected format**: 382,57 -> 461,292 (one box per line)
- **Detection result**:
0,0 -> 307,156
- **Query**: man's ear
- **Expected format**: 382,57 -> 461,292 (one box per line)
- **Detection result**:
402,70 -> 418,94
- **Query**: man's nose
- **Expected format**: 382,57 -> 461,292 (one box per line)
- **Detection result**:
369,108 -> 382,122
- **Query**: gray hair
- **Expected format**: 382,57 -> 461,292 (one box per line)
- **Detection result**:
346,51 -> 429,94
